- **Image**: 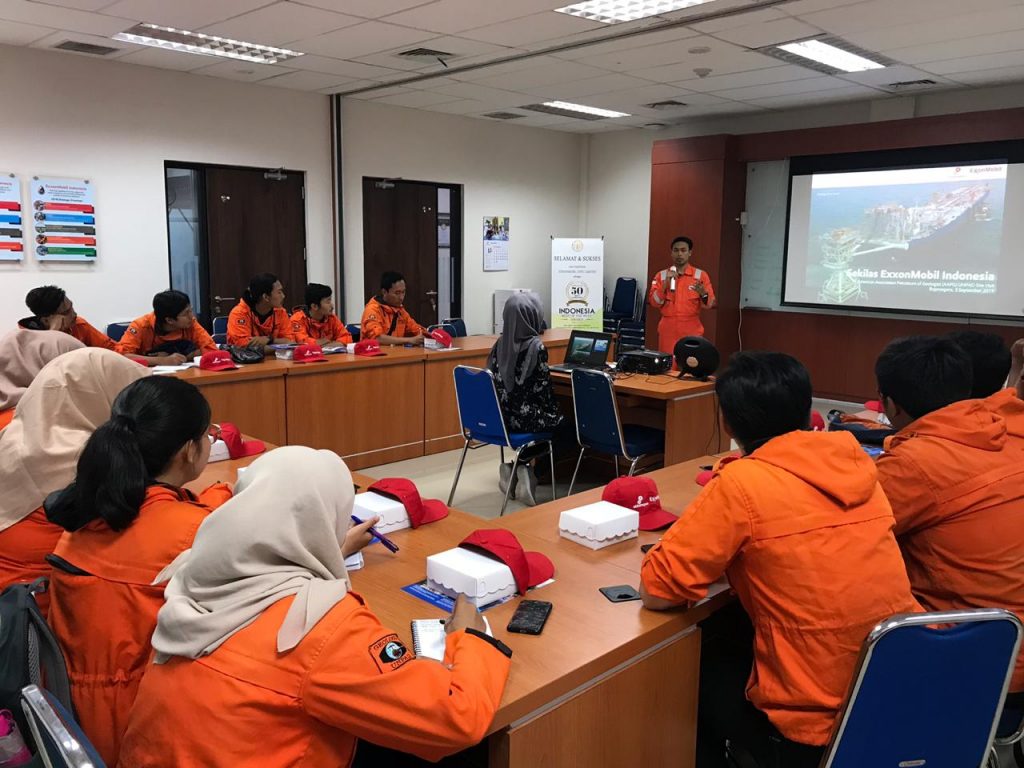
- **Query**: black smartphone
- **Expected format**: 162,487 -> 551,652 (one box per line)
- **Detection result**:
507,600 -> 553,635
600,585 -> 641,603
640,543 -> 656,554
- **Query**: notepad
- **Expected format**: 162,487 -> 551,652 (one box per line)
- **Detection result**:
411,616 -> 492,661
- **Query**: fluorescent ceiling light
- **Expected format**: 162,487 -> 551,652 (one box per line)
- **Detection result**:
113,23 -> 303,65
543,100 -> 630,118
555,0 -> 716,24
777,39 -> 884,73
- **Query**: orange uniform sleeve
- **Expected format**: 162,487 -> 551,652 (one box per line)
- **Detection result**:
195,482 -> 232,509
189,319 -> 218,353
641,475 -> 751,605
328,315 -> 353,344
0,409 -> 14,431
303,603 -> 510,762
648,271 -> 667,309
115,317 -> 148,356
701,271 -> 716,306
360,302 -> 386,341
73,317 -> 116,350
401,308 -> 425,337
289,311 -> 314,345
226,304 -> 254,346
874,451 -> 939,537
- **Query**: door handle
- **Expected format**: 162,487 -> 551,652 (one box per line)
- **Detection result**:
214,296 -> 236,302
425,291 -> 438,296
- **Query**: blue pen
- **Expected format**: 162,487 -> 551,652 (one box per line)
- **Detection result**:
351,514 -> 400,553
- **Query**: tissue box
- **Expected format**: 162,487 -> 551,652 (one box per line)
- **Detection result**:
426,547 -> 516,608
274,348 -> 294,361
559,501 -> 639,550
353,491 -> 410,534
207,439 -> 230,463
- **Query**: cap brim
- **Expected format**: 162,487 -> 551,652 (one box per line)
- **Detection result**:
638,508 -> 678,531
695,470 -> 715,487
356,350 -> 386,357
411,498 -> 449,527
294,357 -> 327,363
204,362 -> 237,371
237,439 -> 266,457
524,550 -> 555,588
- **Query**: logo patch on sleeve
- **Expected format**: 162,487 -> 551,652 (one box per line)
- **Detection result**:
369,633 -> 412,673
236,317 -> 246,326
127,326 -> 137,334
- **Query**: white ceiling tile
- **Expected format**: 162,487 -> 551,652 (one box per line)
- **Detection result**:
0,0 -> 133,35
29,28 -> 138,56
0,18 -> 52,44
417,97 -> 493,114
102,0 -> 280,29
117,46 -> 215,70
574,34 -> 721,71
372,88 -> 465,107
780,0 -> 865,14
797,0 -> 1019,36
944,64 -> 1024,85
888,30 -> 1024,67
191,59 -> 295,82
713,74 -> 861,101
469,58 -> 613,90
29,0 -> 117,9
460,11 -> 604,47
580,83 -> 693,109
263,69 -> 351,90
347,84 -> 412,98
844,6 -> 1024,53
292,0 -> 433,18
632,49 -> 781,83
352,34 -> 513,72
381,0 -> 560,35
319,78 -> 377,92
923,49 -> 1024,75
690,6 -> 788,33
199,2 -> 362,46
747,84 -> 880,108
709,17 -> 823,48
526,72 -> 656,100
421,80 -> 535,106
680,63 -> 818,92
286,53 -> 404,80
551,26 -> 700,60
834,65 -> 954,88
292,20 -> 434,58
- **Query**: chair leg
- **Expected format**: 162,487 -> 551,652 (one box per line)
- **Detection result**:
447,440 -> 470,506
500,446 -> 505,464
548,441 -> 557,501
627,456 -> 640,476
568,448 -> 585,496
500,449 -> 522,517
614,455 -> 620,478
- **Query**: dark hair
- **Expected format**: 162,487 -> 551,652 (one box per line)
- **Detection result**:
47,377 -> 211,532
380,271 -> 405,291
153,289 -> 191,327
946,330 -> 1011,398
670,236 -> 693,251
875,336 -> 973,421
26,285 -> 66,317
243,273 -> 279,306
715,351 -> 811,453
305,283 -> 333,308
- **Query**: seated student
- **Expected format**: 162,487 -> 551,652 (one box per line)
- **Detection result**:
360,271 -> 426,345
0,349 -> 147,610
20,285 -> 116,350
875,336 -> 1024,698
640,351 -> 919,768
0,328 -> 83,430
946,330 -> 1024,443
290,283 -> 352,347
1012,339 -> 1024,399
118,446 -> 511,768
116,290 -> 217,365
44,376 -> 231,766
487,292 -> 562,506
226,273 -> 295,349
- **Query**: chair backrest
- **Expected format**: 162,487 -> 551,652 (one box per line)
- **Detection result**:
346,323 -> 360,342
452,366 -> 510,447
609,277 -> 638,318
212,315 -> 228,335
428,323 -> 457,337
823,608 -> 1023,768
21,684 -> 105,768
443,318 -> 468,337
571,368 -> 627,457
104,322 -> 128,342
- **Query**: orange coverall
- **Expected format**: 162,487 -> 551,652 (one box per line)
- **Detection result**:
47,483 -> 231,767
118,593 -> 511,768
876,398 -> 1024,691
642,430 -> 919,746
289,310 -> 353,346
69,316 -> 116,350
0,508 -> 63,614
359,297 -> 425,341
647,264 -> 715,353
115,313 -> 217,356
0,408 -> 13,430
226,301 -> 294,346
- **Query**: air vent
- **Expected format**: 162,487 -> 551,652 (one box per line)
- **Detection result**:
482,111 -> 525,120
645,100 -> 688,110
883,79 -> 938,92
54,40 -> 121,56
519,103 -> 604,121
397,48 -> 455,62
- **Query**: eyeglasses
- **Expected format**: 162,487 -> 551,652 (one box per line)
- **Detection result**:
207,423 -> 222,443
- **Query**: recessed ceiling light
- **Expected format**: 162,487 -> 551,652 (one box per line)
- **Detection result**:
776,39 -> 884,73
555,0 -> 717,24
542,100 -> 630,118
112,23 -> 303,65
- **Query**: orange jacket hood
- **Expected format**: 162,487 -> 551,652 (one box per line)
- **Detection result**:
748,430 -> 877,509
888,399 -> 1007,454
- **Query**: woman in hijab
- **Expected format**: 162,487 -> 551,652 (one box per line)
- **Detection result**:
487,293 -> 563,505
0,327 -> 84,429
0,348 -> 147,607
118,446 -> 512,768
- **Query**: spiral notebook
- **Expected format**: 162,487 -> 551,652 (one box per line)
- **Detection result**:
411,616 -> 492,661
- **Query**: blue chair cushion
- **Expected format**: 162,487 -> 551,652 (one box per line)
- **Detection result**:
508,431 -> 553,450
623,424 -> 665,457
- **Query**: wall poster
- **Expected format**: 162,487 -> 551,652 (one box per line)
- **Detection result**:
0,173 -> 24,261
32,177 -> 97,262
483,215 -> 509,271
551,237 -> 604,331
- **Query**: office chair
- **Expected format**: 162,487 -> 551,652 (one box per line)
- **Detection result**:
442,318 -> 468,337
103,322 -> 129,343
20,684 -> 106,768
346,323 -> 360,342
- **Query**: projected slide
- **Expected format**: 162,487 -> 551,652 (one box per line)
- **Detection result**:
784,162 -> 1024,317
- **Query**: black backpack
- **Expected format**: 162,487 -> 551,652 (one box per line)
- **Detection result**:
0,578 -> 75,742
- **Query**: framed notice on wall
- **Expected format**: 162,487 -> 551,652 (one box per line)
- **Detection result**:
551,237 -> 604,331
32,177 -> 97,262
483,215 -> 509,271
0,173 -> 24,261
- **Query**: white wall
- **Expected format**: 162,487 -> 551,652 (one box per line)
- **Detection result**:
340,98 -> 582,333
0,44 -> 333,332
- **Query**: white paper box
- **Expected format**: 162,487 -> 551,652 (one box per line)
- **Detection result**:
559,501 -> 639,550
207,439 -> 230,463
275,349 -> 294,361
353,492 -> 410,534
426,547 -> 516,608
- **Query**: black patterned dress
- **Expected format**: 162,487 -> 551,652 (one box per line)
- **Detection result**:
488,345 -> 563,434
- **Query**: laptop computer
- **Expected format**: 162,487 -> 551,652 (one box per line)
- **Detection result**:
550,330 -> 613,373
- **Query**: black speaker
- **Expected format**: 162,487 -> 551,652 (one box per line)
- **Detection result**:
674,336 -> 719,380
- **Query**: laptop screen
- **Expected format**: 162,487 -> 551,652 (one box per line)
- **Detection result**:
564,331 -> 612,367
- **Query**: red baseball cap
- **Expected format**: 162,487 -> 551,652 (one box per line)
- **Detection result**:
696,454 -> 741,487
199,349 -> 237,371
429,328 -> 452,348
293,344 -> 327,364
219,422 -> 266,459
459,529 -> 554,595
368,478 -> 448,527
354,339 -> 385,357
601,476 -> 677,531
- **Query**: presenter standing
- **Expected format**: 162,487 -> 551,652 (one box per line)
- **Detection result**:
648,236 -> 716,354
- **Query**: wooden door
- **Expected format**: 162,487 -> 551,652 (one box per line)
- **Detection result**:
362,179 -> 438,326
206,168 -> 307,319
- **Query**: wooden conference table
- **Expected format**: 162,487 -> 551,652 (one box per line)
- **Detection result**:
188,445 -> 732,768
176,330 -> 726,471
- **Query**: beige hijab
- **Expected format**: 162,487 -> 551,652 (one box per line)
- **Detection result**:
0,348 -> 148,532
0,328 -> 84,411
152,446 -> 355,661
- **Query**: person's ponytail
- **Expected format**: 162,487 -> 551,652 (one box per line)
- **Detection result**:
243,272 -> 278,309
